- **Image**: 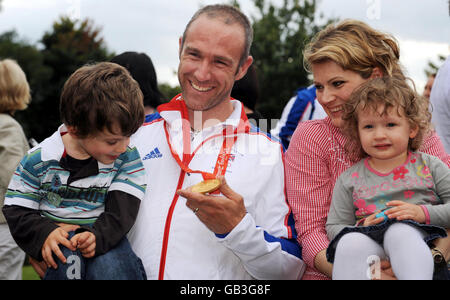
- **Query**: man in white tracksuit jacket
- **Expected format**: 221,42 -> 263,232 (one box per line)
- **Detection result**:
128,4 -> 305,280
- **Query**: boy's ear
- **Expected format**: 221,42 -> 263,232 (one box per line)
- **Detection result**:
66,125 -> 79,137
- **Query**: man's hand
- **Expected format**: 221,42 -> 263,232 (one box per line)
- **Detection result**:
29,257 -> 47,279
177,176 -> 246,234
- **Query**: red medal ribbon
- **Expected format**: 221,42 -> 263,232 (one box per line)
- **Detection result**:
161,95 -> 250,181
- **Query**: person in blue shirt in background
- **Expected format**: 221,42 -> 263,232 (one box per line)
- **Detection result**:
271,85 -> 327,150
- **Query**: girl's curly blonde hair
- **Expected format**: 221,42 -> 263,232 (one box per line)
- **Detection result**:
341,75 -> 431,159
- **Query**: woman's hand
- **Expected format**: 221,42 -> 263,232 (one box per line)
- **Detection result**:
314,249 -> 333,278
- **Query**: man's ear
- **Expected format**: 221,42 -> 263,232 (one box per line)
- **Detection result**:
370,67 -> 383,79
178,37 -> 183,58
235,56 -> 253,81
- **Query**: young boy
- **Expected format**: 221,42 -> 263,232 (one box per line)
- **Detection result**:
2,62 -> 147,280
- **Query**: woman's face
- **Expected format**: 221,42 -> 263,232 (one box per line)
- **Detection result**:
312,60 -> 370,128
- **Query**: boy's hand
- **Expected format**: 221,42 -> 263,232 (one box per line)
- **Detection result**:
71,231 -> 96,258
384,201 -> 426,223
42,227 -> 77,269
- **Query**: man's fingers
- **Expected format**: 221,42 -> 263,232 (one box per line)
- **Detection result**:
29,257 -> 47,278
178,188 -> 207,209
217,176 -> 241,201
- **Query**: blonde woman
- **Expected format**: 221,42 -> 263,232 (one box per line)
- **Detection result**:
0,59 -> 31,279
285,20 -> 450,280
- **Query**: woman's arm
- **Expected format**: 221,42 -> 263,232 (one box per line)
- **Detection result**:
285,122 -> 333,276
420,131 -> 450,167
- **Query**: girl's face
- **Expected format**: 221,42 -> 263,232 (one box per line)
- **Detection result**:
312,60 -> 370,128
357,104 -> 419,169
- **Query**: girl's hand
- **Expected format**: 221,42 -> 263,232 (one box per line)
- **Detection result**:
384,200 -> 426,223
71,231 -> 96,258
363,210 -> 386,226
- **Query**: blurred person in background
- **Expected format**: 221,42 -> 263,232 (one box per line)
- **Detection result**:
423,73 -> 436,100
0,59 -> 31,280
111,51 -> 164,116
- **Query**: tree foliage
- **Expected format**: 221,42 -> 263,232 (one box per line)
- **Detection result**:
0,31 -> 52,138
0,17 -> 114,142
1,1 -> 332,141
237,0 -> 333,122
159,83 -> 181,100
425,54 -> 446,77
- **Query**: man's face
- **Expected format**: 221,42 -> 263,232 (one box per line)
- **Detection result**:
178,15 -> 252,114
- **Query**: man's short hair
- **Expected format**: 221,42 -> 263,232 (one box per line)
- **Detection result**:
181,4 -> 253,68
60,62 -> 144,138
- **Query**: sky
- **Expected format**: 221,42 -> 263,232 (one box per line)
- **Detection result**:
0,0 -> 449,94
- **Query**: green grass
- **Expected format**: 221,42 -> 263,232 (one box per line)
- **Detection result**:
22,265 -> 41,280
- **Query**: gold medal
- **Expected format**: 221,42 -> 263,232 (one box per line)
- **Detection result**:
191,179 -> 221,194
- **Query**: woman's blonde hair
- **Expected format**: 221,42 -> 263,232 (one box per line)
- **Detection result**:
0,59 -> 31,114
304,19 -> 402,78
342,75 -> 431,158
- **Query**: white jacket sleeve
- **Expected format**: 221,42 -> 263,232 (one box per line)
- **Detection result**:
216,145 -> 305,280
216,213 -> 306,279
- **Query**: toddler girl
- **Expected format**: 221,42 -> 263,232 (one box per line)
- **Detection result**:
326,75 -> 450,280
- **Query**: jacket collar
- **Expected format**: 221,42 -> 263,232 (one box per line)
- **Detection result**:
157,94 -> 250,133
39,124 -> 114,170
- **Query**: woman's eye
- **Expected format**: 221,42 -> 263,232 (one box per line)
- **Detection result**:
387,123 -> 396,127
332,81 -> 344,87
